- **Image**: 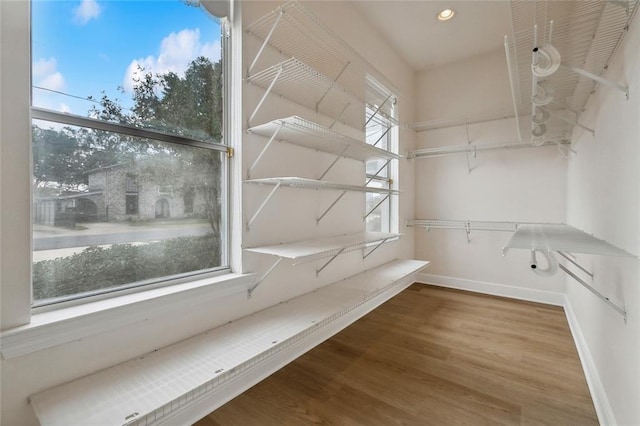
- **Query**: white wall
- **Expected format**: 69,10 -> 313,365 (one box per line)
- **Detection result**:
0,2 -> 416,425
565,11 -> 640,425
414,49 -> 567,300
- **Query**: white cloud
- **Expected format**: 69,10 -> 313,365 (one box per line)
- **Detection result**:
33,57 -> 58,79
123,28 -> 221,92
33,57 -> 66,92
39,72 -> 66,92
74,0 -> 101,25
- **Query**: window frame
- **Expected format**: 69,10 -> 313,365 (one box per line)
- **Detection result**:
0,0 -> 243,338
364,77 -> 398,234
27,5 -> 233,310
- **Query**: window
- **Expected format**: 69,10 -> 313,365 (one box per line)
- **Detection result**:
30,0 -> 230,306
125,174 -> 139,215
365,77 -> 397,233
183,188 -> 195,214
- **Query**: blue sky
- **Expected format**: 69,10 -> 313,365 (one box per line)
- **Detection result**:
32,0 -> 222,116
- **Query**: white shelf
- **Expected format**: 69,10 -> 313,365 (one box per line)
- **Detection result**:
507,1 -> 638,138
249,116 -> 400,162
246,1 -> 358,83
245,177 -> 400,195
408,139 -> 571,159
30,259 -> 429,426
408,219 -> 522,232
247,58 -> 362,123
503,224 -> 637,258
245,231 -> 400,265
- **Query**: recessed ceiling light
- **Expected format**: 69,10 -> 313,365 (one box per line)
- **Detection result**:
437,8 -> 456,21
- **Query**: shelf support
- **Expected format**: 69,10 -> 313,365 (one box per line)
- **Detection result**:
316,61 -> 351,112
318,145 -> 351,180
249,65 -> 284,126
465,221 -> 471,243
316,190 -> 347,224
248,122 -> 284,179
464,144 -> 477,174
248,257 -> 284,298
365,159 -> 392,185
504,35 -> 523,143
371,126 -> 391,148
557,251 -> 594,278
558,263 -> 626,321
316,248 -> 345,276
545,108 -> 595,135
364,194 -> 390,220
563,64 -> 629,100
362,238 -> 390,260
365,94 -> 392,127
247,10 -> 285,76
328,102 -> 351,129
247,181 -> 282,231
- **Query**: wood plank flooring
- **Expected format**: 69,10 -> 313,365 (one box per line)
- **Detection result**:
194,284 -> 598,425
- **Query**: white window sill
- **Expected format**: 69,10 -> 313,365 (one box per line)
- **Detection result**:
0,272 -> 255,359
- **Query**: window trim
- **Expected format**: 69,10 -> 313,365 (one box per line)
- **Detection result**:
28,12 -> 232,308
0,0 -> 241,333
1,271 -> 255,359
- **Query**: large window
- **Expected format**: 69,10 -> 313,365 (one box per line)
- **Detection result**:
31,0 -> 229,306
365,77 -> 397,233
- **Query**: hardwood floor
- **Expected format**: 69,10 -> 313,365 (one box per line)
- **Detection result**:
194,284 -> 598,425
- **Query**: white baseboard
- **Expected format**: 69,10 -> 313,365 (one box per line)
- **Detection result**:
563,295 -> 616,426
416,273 -> 565,306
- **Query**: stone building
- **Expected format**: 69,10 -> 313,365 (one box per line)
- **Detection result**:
34,161 -> 209,225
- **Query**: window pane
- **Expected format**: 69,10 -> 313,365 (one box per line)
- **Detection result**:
32,119 -> 225,305
31,0 -> 223,143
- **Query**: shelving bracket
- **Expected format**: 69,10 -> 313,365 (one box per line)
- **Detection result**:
365,158 -> 392,185
371,126 -> 391,148
316,61 -> 351,113
247,9 -> 285,76
317,190 -> 347,224
365,94 -> 392,127
318,145 -> 351,181
248,122 -> 284,179
329,102 -> 351,129
364,194 -> 390,220
545,107 -> 595,135
362,238 -> 390,260
248,64 -> 284,126
247,181 -> 282,231
465,221 -> 472,243
557,251 -> 594,279
464,145 -> 477,174
558,263 -> 626,321
563,64 -> 629,100
316,248 -> 345,276
248,257 -> 284,298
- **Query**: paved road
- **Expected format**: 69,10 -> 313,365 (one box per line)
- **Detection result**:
34,224 -> 212,251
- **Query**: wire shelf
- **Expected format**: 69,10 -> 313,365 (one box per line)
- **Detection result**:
408,219 -> 526,232
508,0 -> 638,137
245,177 -> 400,195
247,58 -> 363,123
245,231 -> 400,264
249,116 -> 400,162
407,139 -> 571,159
246,1 -> 360,83
503,224 -> 638,258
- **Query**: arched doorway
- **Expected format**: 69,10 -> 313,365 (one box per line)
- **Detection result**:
155,198 -> 170,219
76,198 -> 98,222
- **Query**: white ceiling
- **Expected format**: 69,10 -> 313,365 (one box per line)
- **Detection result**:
350,1 -> 513,71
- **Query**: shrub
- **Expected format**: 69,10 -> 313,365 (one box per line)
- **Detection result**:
33,234 -> 221,301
